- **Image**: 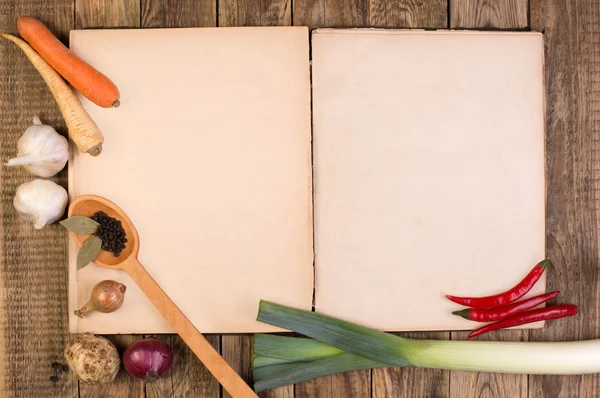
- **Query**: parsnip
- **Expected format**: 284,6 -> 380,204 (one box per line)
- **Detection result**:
1,33 -> 104,156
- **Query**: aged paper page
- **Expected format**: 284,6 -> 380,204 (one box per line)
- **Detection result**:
68,27 -> 313,333
312,29 -> 545,331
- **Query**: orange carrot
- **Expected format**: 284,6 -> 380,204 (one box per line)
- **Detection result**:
17,16 -> 120,108
1,33 -> 104,156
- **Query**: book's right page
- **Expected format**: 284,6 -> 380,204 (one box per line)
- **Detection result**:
312,29 -> 546,331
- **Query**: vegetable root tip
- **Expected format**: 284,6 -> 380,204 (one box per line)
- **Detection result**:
112,99 -> 120,108
73,309 -> 85,319
87,143 -> 102,157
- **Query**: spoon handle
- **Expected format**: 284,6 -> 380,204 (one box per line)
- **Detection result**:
123,258 -> 258,398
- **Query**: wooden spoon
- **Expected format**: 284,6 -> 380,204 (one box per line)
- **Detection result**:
68,195 -> 257,398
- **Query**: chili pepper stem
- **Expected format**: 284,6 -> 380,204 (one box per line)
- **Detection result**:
452,309 -> 470,319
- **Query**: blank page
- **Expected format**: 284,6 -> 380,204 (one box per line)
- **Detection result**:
68,27 -> 313,334
312,29 -> 545,331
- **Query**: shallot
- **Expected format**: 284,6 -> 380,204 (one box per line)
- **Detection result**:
74,280 -> 126,318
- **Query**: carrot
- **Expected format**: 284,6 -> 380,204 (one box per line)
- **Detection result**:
1,33 -> 104,156
17,16 -> 120,108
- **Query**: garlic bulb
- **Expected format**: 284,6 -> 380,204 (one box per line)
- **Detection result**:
14,179 -> 68,229
5,116 -> 68,177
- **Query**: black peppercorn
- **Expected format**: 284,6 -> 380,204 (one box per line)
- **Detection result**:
91,211 -> 127,257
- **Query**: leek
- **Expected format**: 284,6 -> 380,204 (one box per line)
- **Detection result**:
253,300 -> 600,392
254,334 -> 344,362
254,353 -> 385,392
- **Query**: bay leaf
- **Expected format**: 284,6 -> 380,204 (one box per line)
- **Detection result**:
77,236 -> 102,270
60,216 -> 99,234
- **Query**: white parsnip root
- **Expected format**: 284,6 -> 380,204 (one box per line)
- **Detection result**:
1,33 -> 104,156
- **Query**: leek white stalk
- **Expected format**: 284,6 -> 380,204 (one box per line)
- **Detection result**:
254,301 -> 600,392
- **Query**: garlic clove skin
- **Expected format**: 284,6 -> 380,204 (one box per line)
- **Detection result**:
13,179 -> 68,229
5,116 -> 69,177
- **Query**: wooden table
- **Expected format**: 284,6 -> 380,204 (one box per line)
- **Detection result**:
0,0 -> 598,397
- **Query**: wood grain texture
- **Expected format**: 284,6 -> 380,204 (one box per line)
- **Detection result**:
75,0 -> 140,28
369,0 -> 447,27
449,330 -> 528,398
293,0 -> 446,29
366,1 -> 450,395
138,2 -> 230,397
221,335 -> 293,398
74,4 -> 141,397
125,257 -> 255,396
294,370 -> 370,398
1,0 -> 598,397
529,0 -> 600,396
78,335 -> 144,398
372,332 -> 449,398
219,0 -> 291,26
293,0 -> 369,27
448,1 -> 530,398
141,0 -> 216,27
216,0 -> 295,390
450,0 -> 528,28
146,335 -> 221,398
292,2 -> 451,397
0,1 -> 76,397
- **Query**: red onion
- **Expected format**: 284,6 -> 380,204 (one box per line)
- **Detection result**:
122,338 -> 173,381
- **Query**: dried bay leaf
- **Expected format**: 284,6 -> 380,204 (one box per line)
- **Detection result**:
60,216 -> 99,234
77,236 -> 102,270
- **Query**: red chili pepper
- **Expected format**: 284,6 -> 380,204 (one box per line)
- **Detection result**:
446,259 -> 548,309
452,290 -> 560,322
467,304 -> 578,339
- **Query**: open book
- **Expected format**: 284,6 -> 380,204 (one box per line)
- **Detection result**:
68,27 -> 545,334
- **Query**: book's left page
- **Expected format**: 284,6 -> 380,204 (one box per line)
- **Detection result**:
68,27 -> 313,334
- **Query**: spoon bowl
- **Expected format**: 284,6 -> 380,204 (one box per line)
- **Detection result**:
68,195 -> 139,268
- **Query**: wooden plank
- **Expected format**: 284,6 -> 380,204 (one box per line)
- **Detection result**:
78,335 -> 144,398
0,1 -> 76,397
448,1 -> 529,398
295,370 -> 370,398
369,0 -> 447,28
292,2 -> 448,397
141,0 -> 216,27
74,2 -> 142,397
221,335 -> 292,398
139,2 -> 221,396
450,0 -> 528,28
372,332 -> 449,398
219,0 -> 291,26
217,0 -> 295,394
75,0 -> 141,28
293,0 -> 369,27
529,0 -> 600,396
365,3 -> 449,397
146,335 -> 221,398
292,7 -> 370,397
449,331 -> 528,398
293,0 -> 446,28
